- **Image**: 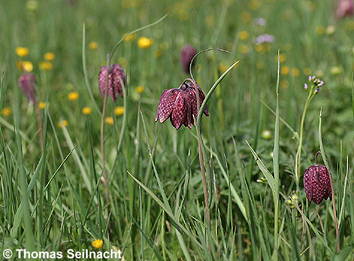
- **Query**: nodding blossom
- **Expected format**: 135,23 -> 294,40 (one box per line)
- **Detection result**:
180,45 -> 197,74
155,79 -> 208,129
98,64 -> 126,101
336,0 -> 354,18
304,165 -> 332,204
18,73 -> 36,104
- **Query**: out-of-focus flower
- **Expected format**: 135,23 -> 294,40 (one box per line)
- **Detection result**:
18,73 -> 36,104
291,68 -> 300,77
285,193 -> 298,208
39,61 -> 53,71
241,12 -> 252,23
280,80 -> 289,89
38,102 -> 46,109
336,0 -> 354,18
304,165 -> 332,204
44,52 -> 55,61
1,107 -> 12,117
303,68 -> 311,75
26,0 -> 38,11
330,66 -> 343,75
239,44 -> 250,54
281,66 -> 289,75
91,239 -> 104,249
138,37 -> 153,49
58,120 -> 68,128
180,45 -> 197,74
123,33 -> 136,41
98,64 -> 126,101
261,130 -> 272,139
68,92 -> 79,101
255,34 -> 274,45
135,86 -> 144,94
89,41 -> 98,50
275,54 -> 286,63
326,25 -> 336,35
218,63 -> 228,74
315,26 -> 325,35
254,17 -> 266,26
239,31 -> 249,40
16,47 -> 29,57
82,106 -> 92,115
155,79 -> 209,129
114,106 -> 124,116
17,61 -> 34,72
105,117 -> 114,125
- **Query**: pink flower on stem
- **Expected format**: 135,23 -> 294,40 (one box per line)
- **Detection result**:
18,73 -> 36,104
98,64 -> 126,101
155,79 -> 208,129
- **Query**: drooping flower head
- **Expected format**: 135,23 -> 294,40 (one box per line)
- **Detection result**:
18,73 -> 36,104
180,45 -> 197,74
155,79 -> 208,129
303,165 -> 332,204
98,64 -> 126,101
336,0 -> 354,18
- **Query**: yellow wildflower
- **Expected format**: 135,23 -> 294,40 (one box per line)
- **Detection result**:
82,107 -> 92,115
241,12 -> 252,23
105,117 -> 114,125
68,92 -> 79,101
281,66 -> 289,75
280,80 -> 289,89
330,66 -> 342,75
17,61 -> 33,72
138,37 -> 153,49
38,102 -> 46,109
26,0 -> 38,11
218,64 -> 228,73
239,31 -> 249,40
16,47 -> 29,57
44,52 -> 55,61
135,86 -> 144,94
39,61 -> 53,71
276,54 -> 286,63
114,106 -> 124,116
1,107 -> 12,117
58,120 -> 68,128
91,239 -> 104,249
124,33 -> 136,41
315,26 -> 325,35
239,44 -> 250,54
88,41 -> 98,50
326,25 -> 335,35
291,68 -> 300,77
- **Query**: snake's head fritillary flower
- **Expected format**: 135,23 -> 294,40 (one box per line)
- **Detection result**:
98,64 -> 126,101
180,45 -> 197,74
155,79 -> 208,129
303,165 -> 332,204
18,73 -> 36,104
336,0 -> 354,18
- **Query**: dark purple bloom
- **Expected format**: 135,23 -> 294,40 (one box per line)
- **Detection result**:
336,0 -> 354,18
98,64 -> 126,101
303,165 -> 332,204
255,34 -> 274,45
155,79 -> 208,129
18,73 -> 36,104
180,45 -> 197,74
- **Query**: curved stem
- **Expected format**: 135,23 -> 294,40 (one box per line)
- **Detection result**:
189,48 -> 230,83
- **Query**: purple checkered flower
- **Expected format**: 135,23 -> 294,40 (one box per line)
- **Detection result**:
180,45 -> 197,74
98,64 -> 126,101
336,0 -> 354,18
18,73 -> 36,104
255,34 -> 274,45
303,165 -> 332,204
155,79 -> 208,129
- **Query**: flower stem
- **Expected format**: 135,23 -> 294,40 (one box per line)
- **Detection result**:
294,86 -> 315,191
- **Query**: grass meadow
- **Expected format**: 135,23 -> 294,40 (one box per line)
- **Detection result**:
0,0 -> 353,260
